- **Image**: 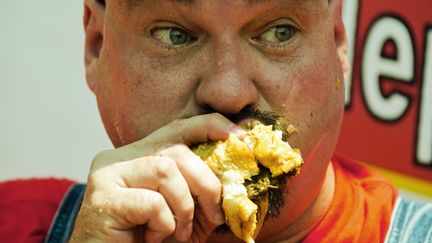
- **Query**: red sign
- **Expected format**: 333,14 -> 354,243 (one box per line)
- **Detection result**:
336,0 -> 432,181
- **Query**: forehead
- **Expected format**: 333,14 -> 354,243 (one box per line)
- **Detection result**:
115,0 -> 326,23
122,0 -> 318,9
111,0 -> 328,36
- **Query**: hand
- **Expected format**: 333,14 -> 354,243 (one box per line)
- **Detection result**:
69,113 -> 244,243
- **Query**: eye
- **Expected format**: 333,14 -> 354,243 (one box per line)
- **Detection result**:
151,27 -> 196,46
255,25 -> 298,44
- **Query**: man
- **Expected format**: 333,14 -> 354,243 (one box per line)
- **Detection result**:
72,0 -> 349,241
0,0 -> 430,242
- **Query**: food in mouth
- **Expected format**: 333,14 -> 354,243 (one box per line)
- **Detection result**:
192,121 -> 303,243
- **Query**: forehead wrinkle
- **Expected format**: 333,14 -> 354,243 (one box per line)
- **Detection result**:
248,0 -> 276,5
170,0 -> 197,4
123,0 -> 308,8
247,0 -> 317,5
150,0 -> 277,5
120,0 -> 197,10
119,0 -> 320,17
168,0 -> 279,6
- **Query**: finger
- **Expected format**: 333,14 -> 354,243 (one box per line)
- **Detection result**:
166,113 -> 245,145
160,144 -> 225,226
137,113 -> 244,148
111,156 -> 194,242
112,113 -> 245,164
107,188 -> 176,242
169,113 -> 235,144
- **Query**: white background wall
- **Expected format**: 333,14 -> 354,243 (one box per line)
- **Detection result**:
0,1 -> 112,182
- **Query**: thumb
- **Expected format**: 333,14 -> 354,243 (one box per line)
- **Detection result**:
140,113 -> 243,147
101,113 -> 242,164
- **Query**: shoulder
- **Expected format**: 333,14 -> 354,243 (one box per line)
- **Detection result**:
385,197 -> 432,243
0,178 -> 76,242
331,155 -> 398,200
0,178 -> 76,202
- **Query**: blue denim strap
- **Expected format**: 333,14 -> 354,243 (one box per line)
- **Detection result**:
385,196 -> 432,243
45,183 -> 86,243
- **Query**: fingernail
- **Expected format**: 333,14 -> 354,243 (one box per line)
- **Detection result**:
180,222 -> 193,242
230,125 -> 246,137
213,207 -> 225,225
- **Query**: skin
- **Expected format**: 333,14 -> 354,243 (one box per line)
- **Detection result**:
72,0 -> 349,242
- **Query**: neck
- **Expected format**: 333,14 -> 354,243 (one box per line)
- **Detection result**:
267,162 -> 335,242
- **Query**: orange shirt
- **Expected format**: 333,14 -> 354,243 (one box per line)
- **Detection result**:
303,156 -> 398,243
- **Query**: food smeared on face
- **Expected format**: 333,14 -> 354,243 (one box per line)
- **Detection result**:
335,78 -> 341,90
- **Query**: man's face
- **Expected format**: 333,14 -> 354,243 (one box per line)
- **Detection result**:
87,0 -> 346,240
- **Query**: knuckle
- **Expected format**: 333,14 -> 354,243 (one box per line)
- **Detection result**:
90,149 -> 118,172
88,191 -> 109,210
202,179 -> 222,196
212,112 -> 225,120
167,222 -> 176,235
178,201 -> 195,220
208,112 -> 226,123
155,158 -> 177,179
204,113 -> 231,131
92,149 -> 113,164
127,158 -> 145,174
148,192 -> 167,213
170,143 -> 189,153
87,165 -> 111,188
87,171 -> 103,189
92,150 -> 107,163
202,113 -> 216,125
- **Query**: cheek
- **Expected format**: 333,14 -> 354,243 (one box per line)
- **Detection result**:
97,29 -> 201,145
257,44 -> 345,163
116,67 -> 195,143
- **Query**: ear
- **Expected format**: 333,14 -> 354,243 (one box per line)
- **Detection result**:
83,0 -> 105,93
329,0 -> 350,82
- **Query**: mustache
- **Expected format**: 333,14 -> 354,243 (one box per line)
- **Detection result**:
219,106 -> 291,142
222,106 -> 282,126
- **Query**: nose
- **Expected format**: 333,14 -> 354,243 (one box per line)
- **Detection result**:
195,38 -> 259,114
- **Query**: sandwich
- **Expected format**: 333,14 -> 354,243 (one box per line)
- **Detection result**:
192,121 -> 303,243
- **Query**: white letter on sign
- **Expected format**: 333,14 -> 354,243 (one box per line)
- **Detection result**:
342,0 -> 359,107
362,16 -> 414,121
417,29 -> 432,166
